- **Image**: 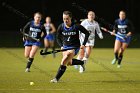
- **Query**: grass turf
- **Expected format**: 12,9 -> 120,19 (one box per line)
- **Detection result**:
0,48 -> 140,93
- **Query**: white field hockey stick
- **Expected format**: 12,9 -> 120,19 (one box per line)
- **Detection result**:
101,27 -> 125,40
20,29 -> 39,42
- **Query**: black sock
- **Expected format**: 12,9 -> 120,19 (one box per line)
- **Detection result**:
55,65 -> 66,81
115,52 -> 118,60
72,59 -> 84,65
26,58 -> 34,69
44,47 -> 48,52
118,54 -> 123,65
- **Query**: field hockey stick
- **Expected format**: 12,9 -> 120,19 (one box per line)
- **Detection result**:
20,29 -> 39,41
40,48 -> 76,55
101,27 -> 125,40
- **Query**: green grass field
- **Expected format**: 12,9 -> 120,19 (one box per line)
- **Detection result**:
0,48 -> 140,93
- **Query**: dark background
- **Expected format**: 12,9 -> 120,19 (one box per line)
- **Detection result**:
0,0 -> 140,48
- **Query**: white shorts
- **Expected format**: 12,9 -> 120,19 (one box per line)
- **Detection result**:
80,37 -> 95,46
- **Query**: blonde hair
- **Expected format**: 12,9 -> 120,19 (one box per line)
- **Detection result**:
34,12 -> 42,18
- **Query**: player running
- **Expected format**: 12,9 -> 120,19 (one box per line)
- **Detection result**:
111,10 -> 134,68
50,11 -> 89,83
42,16 -> 56,58
75,11 -> 103,73
22,12 -> 46,72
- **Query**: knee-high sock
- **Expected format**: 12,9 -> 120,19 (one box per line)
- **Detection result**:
115,52 -> 118,60
118,54 -> 123,65
55,65 -> 67,81
71,59 -> 84,65
26,58 -> 34,68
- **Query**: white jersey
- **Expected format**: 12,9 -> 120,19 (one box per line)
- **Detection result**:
80,19 -> 103,46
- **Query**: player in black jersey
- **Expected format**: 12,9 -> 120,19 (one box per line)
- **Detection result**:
111,10 -> 134,68
22,12 -> 46,72
50,11 -> 89,83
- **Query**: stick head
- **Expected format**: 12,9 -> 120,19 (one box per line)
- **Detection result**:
40,50 -> 44,55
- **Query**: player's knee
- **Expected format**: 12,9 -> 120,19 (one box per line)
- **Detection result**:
61,61 -> 67,66
120,48 -> 125,53
24,54 -> 29,58
66,51 -> 72,56
121,47 -> 124,51
67,61 -> 72,66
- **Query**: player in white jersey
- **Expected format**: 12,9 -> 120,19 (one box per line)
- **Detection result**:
75,11 -> 103,73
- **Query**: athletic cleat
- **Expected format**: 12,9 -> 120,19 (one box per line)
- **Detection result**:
25,68 -> 30,72
74,65 -> 79,69
41,50 -> 47,58
111,58 -> 117,65
50,78 -> 58,83
79,65 -> 85,73
79,60 -> 86,73
117,65 -> 121,68
79,57 -> 87,73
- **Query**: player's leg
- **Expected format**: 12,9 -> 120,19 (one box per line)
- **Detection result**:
25,45 -> 39,72
24,46 -> 32,58
83,39 -> 94,61
51,50 -> 83,83
44,39 -> 49,53
111,40 -> 121,65
70,48 -> 86,73
117,43 -> 128,68
42,39 -> 49,58
83,46 -> 92,61
71,48 -> 85,66
79,46 -> 92,73
74,34 -> 85,69
74,48 -> 84,69
50,50 -> 75,83
24,46 -> 32,72
50,40 -> 56,58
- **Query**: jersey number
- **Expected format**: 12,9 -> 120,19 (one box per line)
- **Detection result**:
67,36 -> 70,41
31,32 -> 37,38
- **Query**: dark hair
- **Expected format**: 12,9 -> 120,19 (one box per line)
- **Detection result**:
63,11 -> 72,18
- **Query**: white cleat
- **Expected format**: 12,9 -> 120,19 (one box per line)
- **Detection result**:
117,65 -> 121,68
50,78 -> 58,83
79,61 -> 86,73
79,65 -> 85,73
74,65 -> 79,69
111,58 -> 117,65
79,58 -> 87,73
25,68 -> 30,72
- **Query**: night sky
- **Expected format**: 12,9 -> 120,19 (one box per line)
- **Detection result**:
0,0 -> 139,33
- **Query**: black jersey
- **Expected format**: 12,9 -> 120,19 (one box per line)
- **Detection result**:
23,20 -> 46,41
57,23 -> 89,48
113,19 -> 134,34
